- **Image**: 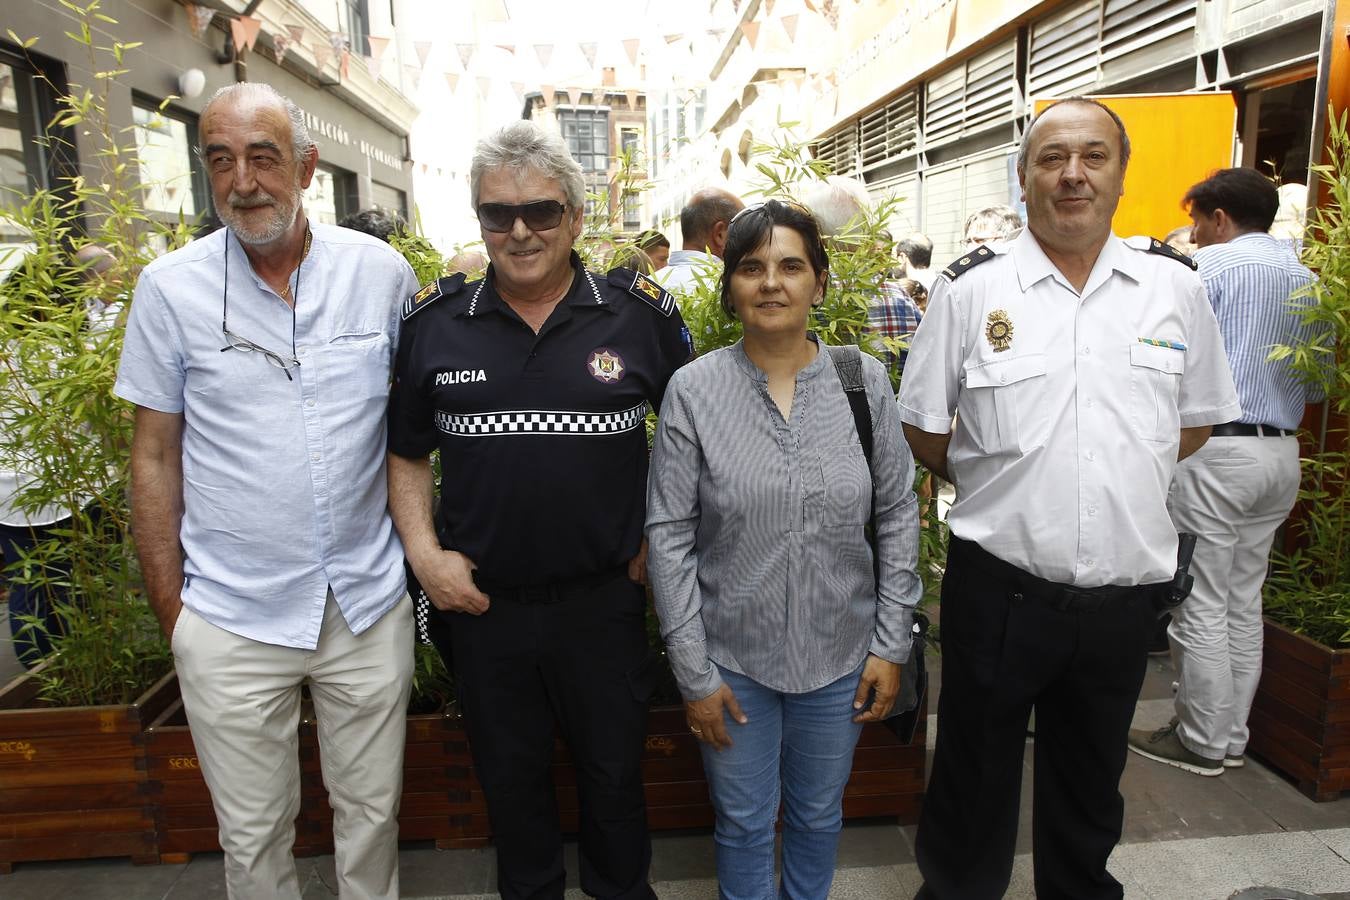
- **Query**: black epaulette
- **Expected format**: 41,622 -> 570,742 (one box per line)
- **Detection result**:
607,266 -> 677,317
1127,235 -> 1198,270
402,273 -> 467,321
940,244 -> 998,281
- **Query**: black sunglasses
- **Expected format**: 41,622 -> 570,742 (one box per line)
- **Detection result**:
476,199 -> 567,233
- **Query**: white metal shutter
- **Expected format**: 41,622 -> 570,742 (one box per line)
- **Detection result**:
925,39 -> 1018,149
860,90 -> 919,173
1028,0 -> 1100,100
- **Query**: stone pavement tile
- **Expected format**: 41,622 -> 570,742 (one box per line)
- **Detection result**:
1109,828 -> 1350,899
1223,762 -> 1350,832
835,822 -> 912,868
158,853 -> 226,899
398,845 -> 496,896
0,857 -> 187,900
827,862 -> 918,896
1119,747 -> 1284,843
646,831 -> 717,882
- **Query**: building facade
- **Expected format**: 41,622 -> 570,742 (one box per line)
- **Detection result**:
654,0 -> 1326,263
2,0 -> 417,256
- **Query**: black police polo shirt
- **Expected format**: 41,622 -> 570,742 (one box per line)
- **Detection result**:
388,253 -> 693,585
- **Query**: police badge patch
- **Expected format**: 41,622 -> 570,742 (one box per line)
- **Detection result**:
586,347 -> 626,383
985,309 -> 1014,352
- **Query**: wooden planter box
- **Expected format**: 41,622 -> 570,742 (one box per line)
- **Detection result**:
144,676 -> 494,859
145,692 -> 929,860
0,667 -> 177,873
1247,617 -> 1350,801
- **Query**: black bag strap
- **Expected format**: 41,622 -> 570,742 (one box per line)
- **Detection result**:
827,344 -> 878,582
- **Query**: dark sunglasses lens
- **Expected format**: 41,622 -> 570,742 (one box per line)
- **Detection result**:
477,201 -> 565,233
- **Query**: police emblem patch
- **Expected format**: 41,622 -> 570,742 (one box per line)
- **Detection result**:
587,347 -> 626,383
985,309 -> 1014,352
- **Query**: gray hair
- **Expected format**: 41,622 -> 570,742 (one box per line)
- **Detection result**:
200,82 -> 317,160
963,205 -> 1023,243
470,120 -> 585,210
1016,96 -> 1131,174
800,175 -> 872,238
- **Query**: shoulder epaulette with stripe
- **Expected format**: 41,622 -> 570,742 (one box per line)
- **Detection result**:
1126,235 -> 1198,270
940,244 -> 998,281
402,273 -> 467,321
607,266 -> 676,317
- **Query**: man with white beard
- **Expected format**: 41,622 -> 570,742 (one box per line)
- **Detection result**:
115,82 -> 419,900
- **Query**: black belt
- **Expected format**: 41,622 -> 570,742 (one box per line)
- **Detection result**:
1210,422 -> 1292,438
471,564 -> 628,604
950,537 -> 1163,613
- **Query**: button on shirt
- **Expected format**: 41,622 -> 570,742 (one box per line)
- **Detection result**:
115,224 -> 419,648
1193,231 -> 1323,430
898,231 -> 1239,587
647,340 -> 920,701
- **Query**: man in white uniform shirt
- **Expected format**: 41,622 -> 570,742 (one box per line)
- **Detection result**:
898,98 -> 1239,899
116,83 -> 418,899
654,188 -> 744,296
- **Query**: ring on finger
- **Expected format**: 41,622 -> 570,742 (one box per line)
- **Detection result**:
689,726 -> 703,735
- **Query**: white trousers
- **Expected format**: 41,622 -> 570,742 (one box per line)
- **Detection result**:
1167,435 -> 1299,759
172,592 -> 413,900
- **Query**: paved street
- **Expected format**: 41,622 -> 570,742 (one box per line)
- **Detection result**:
3,604 -> 1347,899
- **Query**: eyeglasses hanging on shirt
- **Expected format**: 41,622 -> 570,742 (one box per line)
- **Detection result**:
219,228 -> 309,380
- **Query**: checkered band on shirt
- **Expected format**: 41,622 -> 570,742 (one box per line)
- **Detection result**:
435,402 -> 649,437
414,589 -> 432,645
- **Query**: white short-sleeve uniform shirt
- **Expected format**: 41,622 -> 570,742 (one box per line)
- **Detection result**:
898,231 -> 1239,587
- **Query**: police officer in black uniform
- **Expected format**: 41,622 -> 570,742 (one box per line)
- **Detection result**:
387,120 -> 692,900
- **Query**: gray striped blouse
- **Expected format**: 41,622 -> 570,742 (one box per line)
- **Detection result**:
646,338 -> 920,701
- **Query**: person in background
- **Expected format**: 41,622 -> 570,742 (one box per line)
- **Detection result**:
638,230 -> 671,270
647,199 -> 920,899
896,232 -> 937,294
1129,167 -> 1322,777
961,204 -> 1023,250
338,207 -> 405,243
655,188 -> 745,296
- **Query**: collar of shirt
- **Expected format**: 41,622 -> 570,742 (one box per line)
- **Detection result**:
665,249 -> 718,269
463,252 -> 615,319
1011,230 -> 1144,298
729,334 -> 828,385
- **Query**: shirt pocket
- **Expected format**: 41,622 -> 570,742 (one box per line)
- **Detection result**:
321,332 -> 391,400
1129,343 -> 1185,443
961,353 -> 1049,456
817,444 -> 872,527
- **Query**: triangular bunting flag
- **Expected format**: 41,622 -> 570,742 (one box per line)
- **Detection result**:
366,55 -> 381,79
511,81 -> 525,99
421,163 -> 429,174
273,33 -> 291,64
457,44 -> 475,69
664,33 -> 682,44
240,16 -> 262,52
368,35 -> 391,61
339,49 -> 351,80
445,72 -> 460,92
185,4 -> 216,40
540,83 -> 555,104
765,0 -> 776,12
803,0 -> 817,10
782,14 -> 799,42
567,86 -> 582,106
579,42 -> 597,67
535,44 -> 554,68
622,38 -> 640,66
732,0 -> 741,11
739,21 -> 759,49
313,41 -> 332,69
287,24 -> 305,43
477,76 -> 492,98
625,89 -> 639,110
404,64 -> 421,90
414,41 -> 432,67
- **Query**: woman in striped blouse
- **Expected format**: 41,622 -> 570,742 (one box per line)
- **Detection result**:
647,200 -> 922,899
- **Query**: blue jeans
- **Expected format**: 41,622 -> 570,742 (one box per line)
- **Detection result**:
700,662 -> 866,900
0,519 -> 73,668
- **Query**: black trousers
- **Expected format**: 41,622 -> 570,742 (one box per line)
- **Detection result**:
433,570 -> 657,900
915,538 -> 1159,900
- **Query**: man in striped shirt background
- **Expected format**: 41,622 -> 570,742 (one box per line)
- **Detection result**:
1129,167 -> 1324,776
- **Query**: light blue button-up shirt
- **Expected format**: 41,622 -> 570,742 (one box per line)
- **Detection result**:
115,223 -> 418,648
